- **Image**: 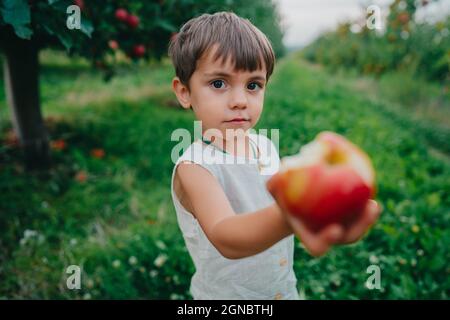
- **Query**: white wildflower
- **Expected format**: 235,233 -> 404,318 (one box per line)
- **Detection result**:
128,256 -> 138,266
86,279 -> 94,289
37,234 -> 45,244
83,293 -> 92,300
112,260 -> 121,268
154,254 -> 168,268
20,229 -> 43,246
369,255 -> 379,264
149,270 -> 158,278
332,278 -> 341,286
24,229 -> 38,239
170,293 -> 179,300
155,240 -> 167,250
298,288 -> 307,300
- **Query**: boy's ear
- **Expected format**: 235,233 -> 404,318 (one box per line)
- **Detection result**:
172,77 -> 192,109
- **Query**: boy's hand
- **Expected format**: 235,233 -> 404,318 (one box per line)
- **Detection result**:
268,182 -> 382,257
286,200 -> 381,257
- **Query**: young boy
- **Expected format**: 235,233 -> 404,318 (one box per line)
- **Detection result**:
169,11 -> 380,300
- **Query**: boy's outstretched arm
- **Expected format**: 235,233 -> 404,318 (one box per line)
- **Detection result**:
176,161 -> 294,259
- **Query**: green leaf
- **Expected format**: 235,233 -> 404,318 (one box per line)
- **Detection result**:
0,0 -> 32,39
155,19 -> 176,32
43,24 -> 73,51
1,0 -> 30,25
56,31 -> 73,51
429,255 -> 445,272
48,0 -> 73,11
80,19 -> 93,38
381,224 -> 397,236
14,24 -> 33,39
42,24 -> 56,36
48,0 -> 65,6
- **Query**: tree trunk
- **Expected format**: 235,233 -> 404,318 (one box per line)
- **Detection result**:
3,37 -> 51,170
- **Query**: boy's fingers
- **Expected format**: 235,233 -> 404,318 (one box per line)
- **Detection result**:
289,216 -> 337,257
321,224 -> 344,244
341,200 -> 381,244
265,174 -> 280,196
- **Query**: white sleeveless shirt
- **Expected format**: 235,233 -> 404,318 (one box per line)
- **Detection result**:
170,133 -> 299,300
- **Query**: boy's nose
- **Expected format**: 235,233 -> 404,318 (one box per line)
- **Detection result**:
229,89 -> 247,109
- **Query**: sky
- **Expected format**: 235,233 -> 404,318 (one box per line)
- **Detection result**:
275,0 -> 450,49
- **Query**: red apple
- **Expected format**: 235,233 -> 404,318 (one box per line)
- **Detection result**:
115,8 -> 128,22
397,12 -> 410,24
108,40 -> 119,50
132,44 -> 145,57
267,131 -> 376,232
126,14 -> 140,29
74,0 -> 84,10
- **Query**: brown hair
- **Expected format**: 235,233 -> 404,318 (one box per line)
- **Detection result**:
168,11 -> 275,90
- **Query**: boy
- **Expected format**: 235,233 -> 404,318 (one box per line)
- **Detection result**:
169,11 -> 380,299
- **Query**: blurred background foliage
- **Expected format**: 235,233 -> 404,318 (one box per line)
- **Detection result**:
303,0 -> 449,83
0,0 -> 449,299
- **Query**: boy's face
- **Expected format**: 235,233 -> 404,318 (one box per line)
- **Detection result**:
172,44 -> 267,140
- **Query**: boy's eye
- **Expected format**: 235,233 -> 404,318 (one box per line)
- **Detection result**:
247,82 -> 262,91
211,80 -> 225,89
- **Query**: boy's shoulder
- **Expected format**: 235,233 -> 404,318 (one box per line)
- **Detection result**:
250,132 -> 280,176
173,138 -> 204,167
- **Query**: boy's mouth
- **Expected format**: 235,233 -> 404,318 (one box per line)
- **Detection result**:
225,117 -> 250,123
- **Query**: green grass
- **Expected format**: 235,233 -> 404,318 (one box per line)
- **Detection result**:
0,50 -> 449,299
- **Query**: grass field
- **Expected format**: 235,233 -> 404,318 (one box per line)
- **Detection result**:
0,50 -> 449,299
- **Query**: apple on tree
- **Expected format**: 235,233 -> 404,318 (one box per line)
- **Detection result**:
115,8 -> 129,22
131,44 -> 146,58
108,40 -> 119,50
126,15 -> 140,29
73,0 -> 84,11
267,131 -> 376,233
